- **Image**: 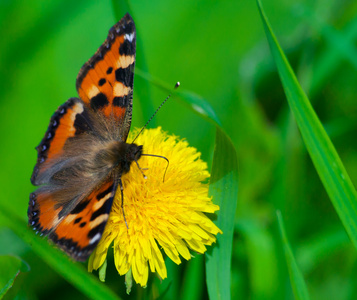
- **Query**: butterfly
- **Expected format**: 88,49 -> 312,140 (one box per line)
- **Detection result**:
28,13 -> 142,261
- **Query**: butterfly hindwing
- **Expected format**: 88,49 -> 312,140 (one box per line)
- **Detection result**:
76,13 -> 136,141
28,180 -> 115,261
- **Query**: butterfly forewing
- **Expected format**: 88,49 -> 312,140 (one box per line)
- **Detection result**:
76,13 -> 136,142
31,98 -> 88,185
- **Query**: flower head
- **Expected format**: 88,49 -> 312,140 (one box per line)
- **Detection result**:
88,127 -> 221,287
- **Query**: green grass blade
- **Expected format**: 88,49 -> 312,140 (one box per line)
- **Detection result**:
0,206 -> 120,300
0,255 -> 29,299
134,68 -> 222,126
205,128 -> 239,300
277,211 -> 310,300
257,0 -> 357,249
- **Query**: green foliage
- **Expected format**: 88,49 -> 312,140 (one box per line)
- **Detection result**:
0,255 -> 29,299
1,0 -> 357,299
0,208 -> 120,300
258,0 -> 357,249
206,128 -> 238,300
277,211 -> 310,300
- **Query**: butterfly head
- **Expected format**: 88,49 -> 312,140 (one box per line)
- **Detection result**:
126,143 -> 143,162
112,142 -> 143,175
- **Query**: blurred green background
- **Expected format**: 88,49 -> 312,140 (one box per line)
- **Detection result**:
1,0 -> 357,299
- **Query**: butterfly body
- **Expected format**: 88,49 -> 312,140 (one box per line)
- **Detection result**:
28,13 -> 139,261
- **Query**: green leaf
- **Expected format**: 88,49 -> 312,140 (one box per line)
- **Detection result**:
205,128 -> 238,300
0,207 -> 120,300
134,69 -> 222,126
257,0 -> 357,249
276,211 -> 310,300
0,255 -> 29,299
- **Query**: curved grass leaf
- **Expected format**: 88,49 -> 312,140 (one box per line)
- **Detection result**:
257,0 -> 357,250
0,255 -> 29,299
277,211 -> 310,300
0,207 -> 120,300
134,68 -> 222,126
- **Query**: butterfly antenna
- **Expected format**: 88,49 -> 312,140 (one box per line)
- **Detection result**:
132,82 -> 180,143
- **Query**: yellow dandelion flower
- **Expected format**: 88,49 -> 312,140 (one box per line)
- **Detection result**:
88,127 -> 222,287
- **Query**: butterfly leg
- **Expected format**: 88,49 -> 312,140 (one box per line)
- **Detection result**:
134,159 -> 147,179
141,154 -> 170,182
118,177 -> 129,229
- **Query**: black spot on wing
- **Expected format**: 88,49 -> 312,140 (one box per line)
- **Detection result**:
122,20 -> 135,35
98,78 -> 106,86
90,93 -> 109,111
113,96 -> 128,107
119,39 -> 135,55
70,199 -> 90,215
74,217 -> 82,224
96,184 -> 114,201
90,197 -> 113,221
88,222 -> 107,239
73,108 -> 92,135
106,67 -> 113,74
115,63 -> 134,87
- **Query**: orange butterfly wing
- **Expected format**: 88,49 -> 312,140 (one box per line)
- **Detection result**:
76,13 -> 135,141
29,181 -> 114,261
31,98 -> 87,185
29,13 -> 137,261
